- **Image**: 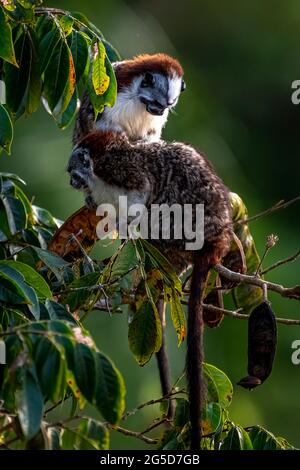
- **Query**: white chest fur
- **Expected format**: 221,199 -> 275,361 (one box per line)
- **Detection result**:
89,174 -> 150,214
96,91 -> 168,142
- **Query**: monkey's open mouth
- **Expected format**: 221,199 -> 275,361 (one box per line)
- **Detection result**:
140,97 -> 165,116
70,172 -> 89,190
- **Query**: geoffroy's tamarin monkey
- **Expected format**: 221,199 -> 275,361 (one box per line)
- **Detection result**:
67,130 -> 233,449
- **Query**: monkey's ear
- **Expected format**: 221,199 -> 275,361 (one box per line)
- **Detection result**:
181,79 -> 186,92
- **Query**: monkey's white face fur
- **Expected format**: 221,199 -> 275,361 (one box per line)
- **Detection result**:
96,73 -> 183,142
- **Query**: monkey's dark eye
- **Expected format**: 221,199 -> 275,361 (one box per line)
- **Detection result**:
141,72 -> 155,88
181,79 -> 186,92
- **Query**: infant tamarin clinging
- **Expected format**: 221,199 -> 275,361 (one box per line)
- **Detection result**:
67,130 -> 233,450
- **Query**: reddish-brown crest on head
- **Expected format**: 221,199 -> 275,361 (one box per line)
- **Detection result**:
114,53 -> 184,90
76,130 -> 117,157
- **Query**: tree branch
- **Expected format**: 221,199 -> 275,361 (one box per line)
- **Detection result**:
214,263 -> 300,300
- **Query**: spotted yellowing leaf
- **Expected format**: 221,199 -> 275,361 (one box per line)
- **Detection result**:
91,41 -> 110,96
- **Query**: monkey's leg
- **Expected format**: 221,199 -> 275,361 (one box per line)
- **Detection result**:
156,299 -> 176,421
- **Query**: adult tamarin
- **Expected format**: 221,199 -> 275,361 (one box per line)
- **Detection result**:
67,130 -> 233,450
73,53 -> 186,419
73,53 -> 185,145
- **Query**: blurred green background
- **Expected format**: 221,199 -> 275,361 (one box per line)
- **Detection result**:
1,0 -> 300,449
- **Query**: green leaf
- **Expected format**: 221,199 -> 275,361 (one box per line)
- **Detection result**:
16,367 -> 44,440
59,15 -> 73,37
203,363 -> 233,409
174,398 -> 189,428
0,277 -> 25,303
43,39 -> 70,112
94,351 -> 126,424
52,45 -> 76,118
1,193 -> 27,233
0,172 -> 26,185
0,260 -> 52,299
221,425 -> 253,450
0,104 -> 13,154
103,56 -> 117,107
25,28 -> 42,115
4,29 -> 32,118
248,426 -> 282,450
140,239 -> 182,292
32,246 -> 70,281
56,88 -> 78,130
75,419 -> 109,450
70,30 -> 89,83
45,299 -> 77,324
103,240 -> 139,283
91,40 -> 110,95
102,39 -> 121,62
35,13 -> 54,40
62,272 -> 101,311
87,54 -> 117,119
128,300 -> 162,366
73,343 -> 96,402
202,403 -> 222,435
0,262 -> 40,318
165,287 -> 186,346
0,6 -> 17,66
0,196 -> 11,241
38,25 -> 61,74
15,184 -> 34,222
34,336 -> 66,401
32,205 -> 58,228
230,193 -> 263,314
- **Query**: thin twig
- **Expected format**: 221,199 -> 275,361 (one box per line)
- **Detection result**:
203,303 -> 300,325
239,196 -> 300,225
215,263 -> 300,300
122,389 -> 186,421
107,424 -> 158,445
44,395 -> 72,416
140,418 -> 169,435
261,249 -> 300,275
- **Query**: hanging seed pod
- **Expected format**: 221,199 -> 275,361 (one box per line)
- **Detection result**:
238,301 -> 277,390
